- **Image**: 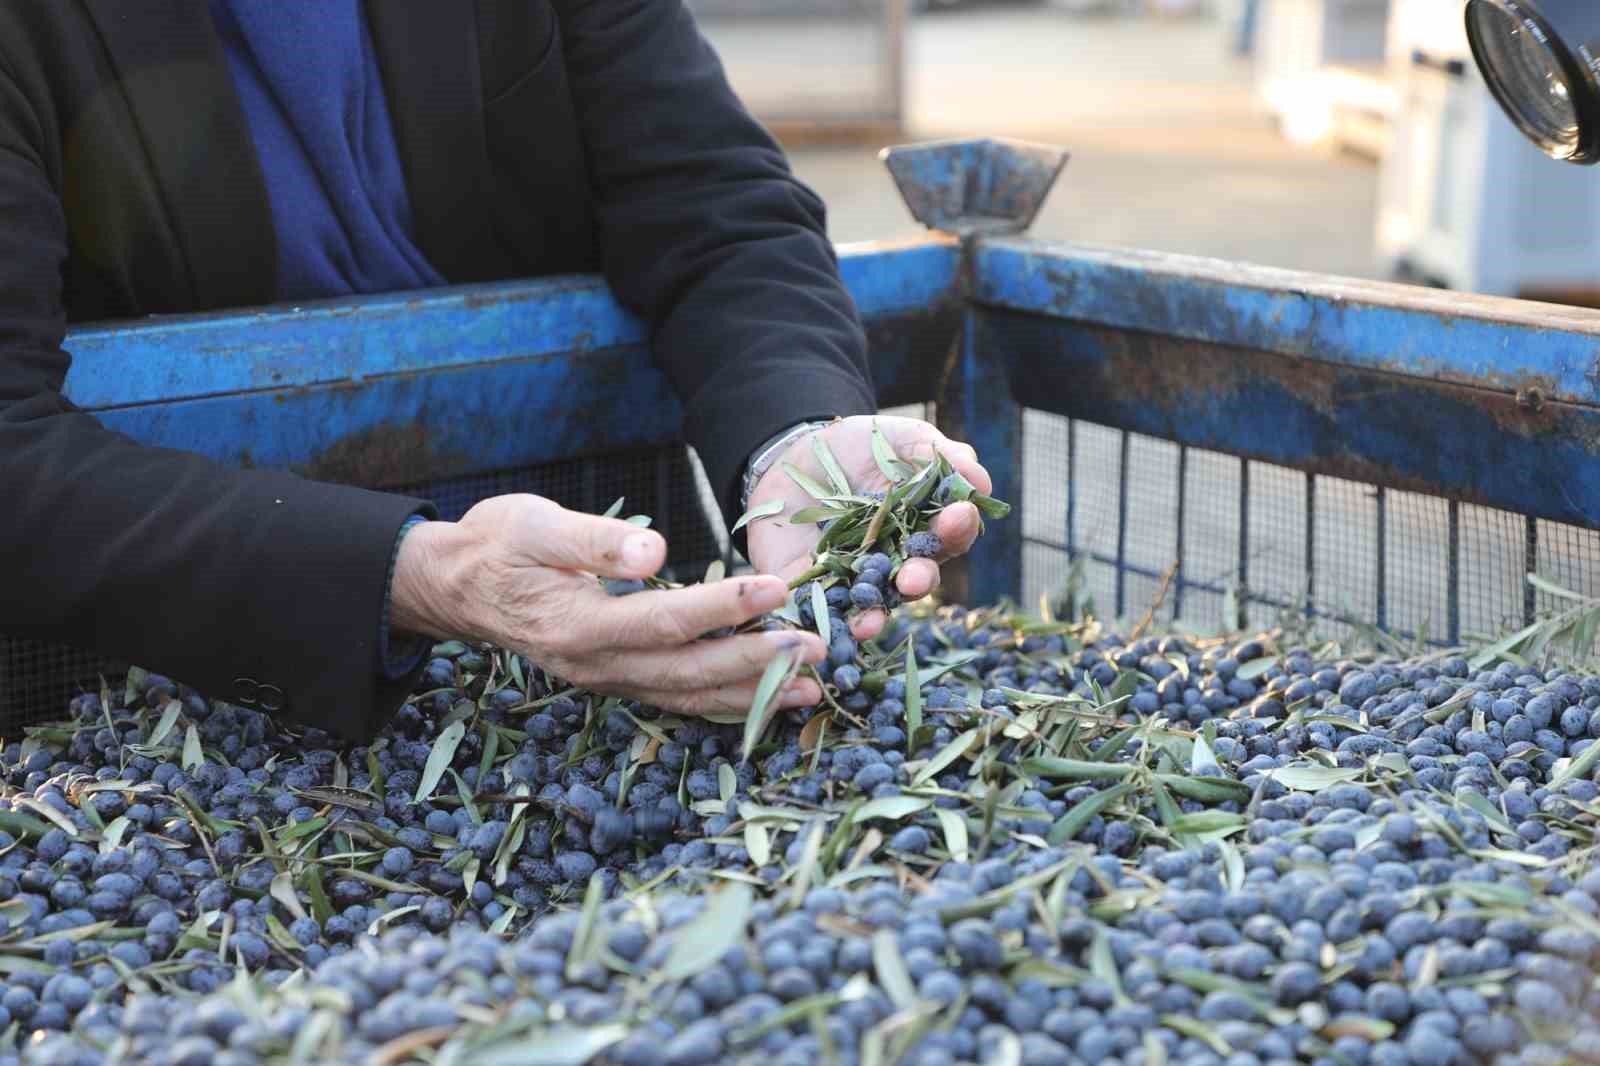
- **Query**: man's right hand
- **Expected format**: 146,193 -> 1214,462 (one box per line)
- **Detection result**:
389,495 -> 825,716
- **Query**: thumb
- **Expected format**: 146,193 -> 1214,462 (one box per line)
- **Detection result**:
515,499 -> 666,578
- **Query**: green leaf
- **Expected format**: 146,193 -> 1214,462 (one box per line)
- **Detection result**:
661,882 -> 754,982
870,422 -> 911,482
0,810 -> 52,843
911,728 -> 979,786
718,763 -> 738,806
904,644 -> 922,744
872,929 -> 919,1011
565,875 -> 606,981
624,514 -> 653,528
812,582 -> 831,649
98,816 -> 132,856
783,463 -> 836,502
1190,732 -> 1220,775
789,506 -> 848,526
304,865 -> 334,925
1090,927 -> 1129,1005
1218,839 -> 1245,892
1551,738 -> 1600,791
732,498 -> 785,534
1021,757 -> 1135,783
742,650 -> 801,764
1528,572 -> 1586,601
471,1026 -> 630,1066
1170,811 -> 1247,834
181,724 -> 204,772
1088,727 -> 1138,764
416,719 -> 467,803
1267,764 -> 1366,792
147,701 -> 183,748
745,822 -> 772,867
812,435 -> 853,497
1234,657 -> 1278,681
601,498 -> 626,519
934,808 -> 969,863
704,559 -> 726,584
1048,781 -> 1137,845
851,796 -> 932,824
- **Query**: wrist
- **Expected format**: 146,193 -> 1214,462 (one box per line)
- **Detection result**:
741,419 -> 833,510
390,520 -> 471,641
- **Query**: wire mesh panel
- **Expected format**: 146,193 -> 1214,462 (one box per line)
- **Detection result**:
1020,411 -> 1600,647
685,0 -> 904,139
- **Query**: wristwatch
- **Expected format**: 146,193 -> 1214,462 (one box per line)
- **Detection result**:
740,420 -> 834,511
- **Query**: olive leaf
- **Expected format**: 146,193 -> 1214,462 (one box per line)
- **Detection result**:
661,882 -> 753,982
811,435 -> 853,497
812,582 -> 832,648
783,463 -> 837,502
741,650 -> 801,764
871,420 -> 912,482
601,497 -> 627,519
732,498 -> 785,534
416,719 -> 467,803
181,724 -> 204,772
904,644 -> 923,745
871,929 -> 919,1011
472,1026 -> 630,1066
147,700 -> 183,748
934,808 -> 970,863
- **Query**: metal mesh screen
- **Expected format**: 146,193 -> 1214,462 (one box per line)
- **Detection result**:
0,447 -> 730,737
1020,409 -> 1600,646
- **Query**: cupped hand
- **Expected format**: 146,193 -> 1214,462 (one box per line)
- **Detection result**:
743,415 -> 993,641
390,495 -> 826,715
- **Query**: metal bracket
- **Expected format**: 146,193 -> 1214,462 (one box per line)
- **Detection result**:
880,137 -> 1070,240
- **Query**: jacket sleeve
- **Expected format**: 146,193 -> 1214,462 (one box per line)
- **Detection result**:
0,67 -> 430,742
552,0 -> 878,530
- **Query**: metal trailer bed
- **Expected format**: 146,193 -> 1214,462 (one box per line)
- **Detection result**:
6,137 -> 1600,731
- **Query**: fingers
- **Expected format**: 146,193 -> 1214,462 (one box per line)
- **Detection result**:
850,608 -> 887,642
895,558 -> 940,600
576,574 -> 792,651
510,497 -> 666,579
931,502 -> 982,561
616,630 -> 826,694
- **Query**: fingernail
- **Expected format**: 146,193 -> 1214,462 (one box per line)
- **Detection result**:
751,580 -> 787,612
622,534 -> 657,570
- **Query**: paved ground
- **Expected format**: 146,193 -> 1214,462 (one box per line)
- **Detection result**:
703,6 -> 1382,278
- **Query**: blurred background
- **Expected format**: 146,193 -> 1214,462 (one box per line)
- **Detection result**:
679,0 -> 1600,634
688,0 -> 1600,303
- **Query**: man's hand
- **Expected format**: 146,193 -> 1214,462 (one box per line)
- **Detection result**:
390,495 -> 825,715
744,415 -> 993,641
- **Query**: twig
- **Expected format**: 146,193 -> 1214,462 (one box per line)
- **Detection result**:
1130,561 -> 1179,643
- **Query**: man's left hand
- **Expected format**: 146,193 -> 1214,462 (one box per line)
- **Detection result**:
744,415 -> 993,641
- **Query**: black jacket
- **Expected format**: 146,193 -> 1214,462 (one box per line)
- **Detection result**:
0,0 -> 876,739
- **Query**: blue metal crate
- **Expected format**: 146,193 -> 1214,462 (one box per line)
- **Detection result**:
7,138 -> 1600,732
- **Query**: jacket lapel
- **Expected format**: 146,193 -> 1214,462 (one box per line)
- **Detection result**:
365,1 -> 508,284
79,0 -> 277,311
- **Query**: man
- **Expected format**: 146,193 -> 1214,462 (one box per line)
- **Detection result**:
0,0 -> 991,741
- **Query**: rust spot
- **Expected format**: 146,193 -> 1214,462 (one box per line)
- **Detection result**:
295,424 -> 473,488
1518,387 -> 1547,413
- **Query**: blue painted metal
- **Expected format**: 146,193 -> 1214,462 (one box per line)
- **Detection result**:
63,240 -> 962,487
944,309 -> 1022,608
64,239 -> 960,409
974,238 -> 1600,407
974,312 -> 1600,530
880,139 -> 1070,239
